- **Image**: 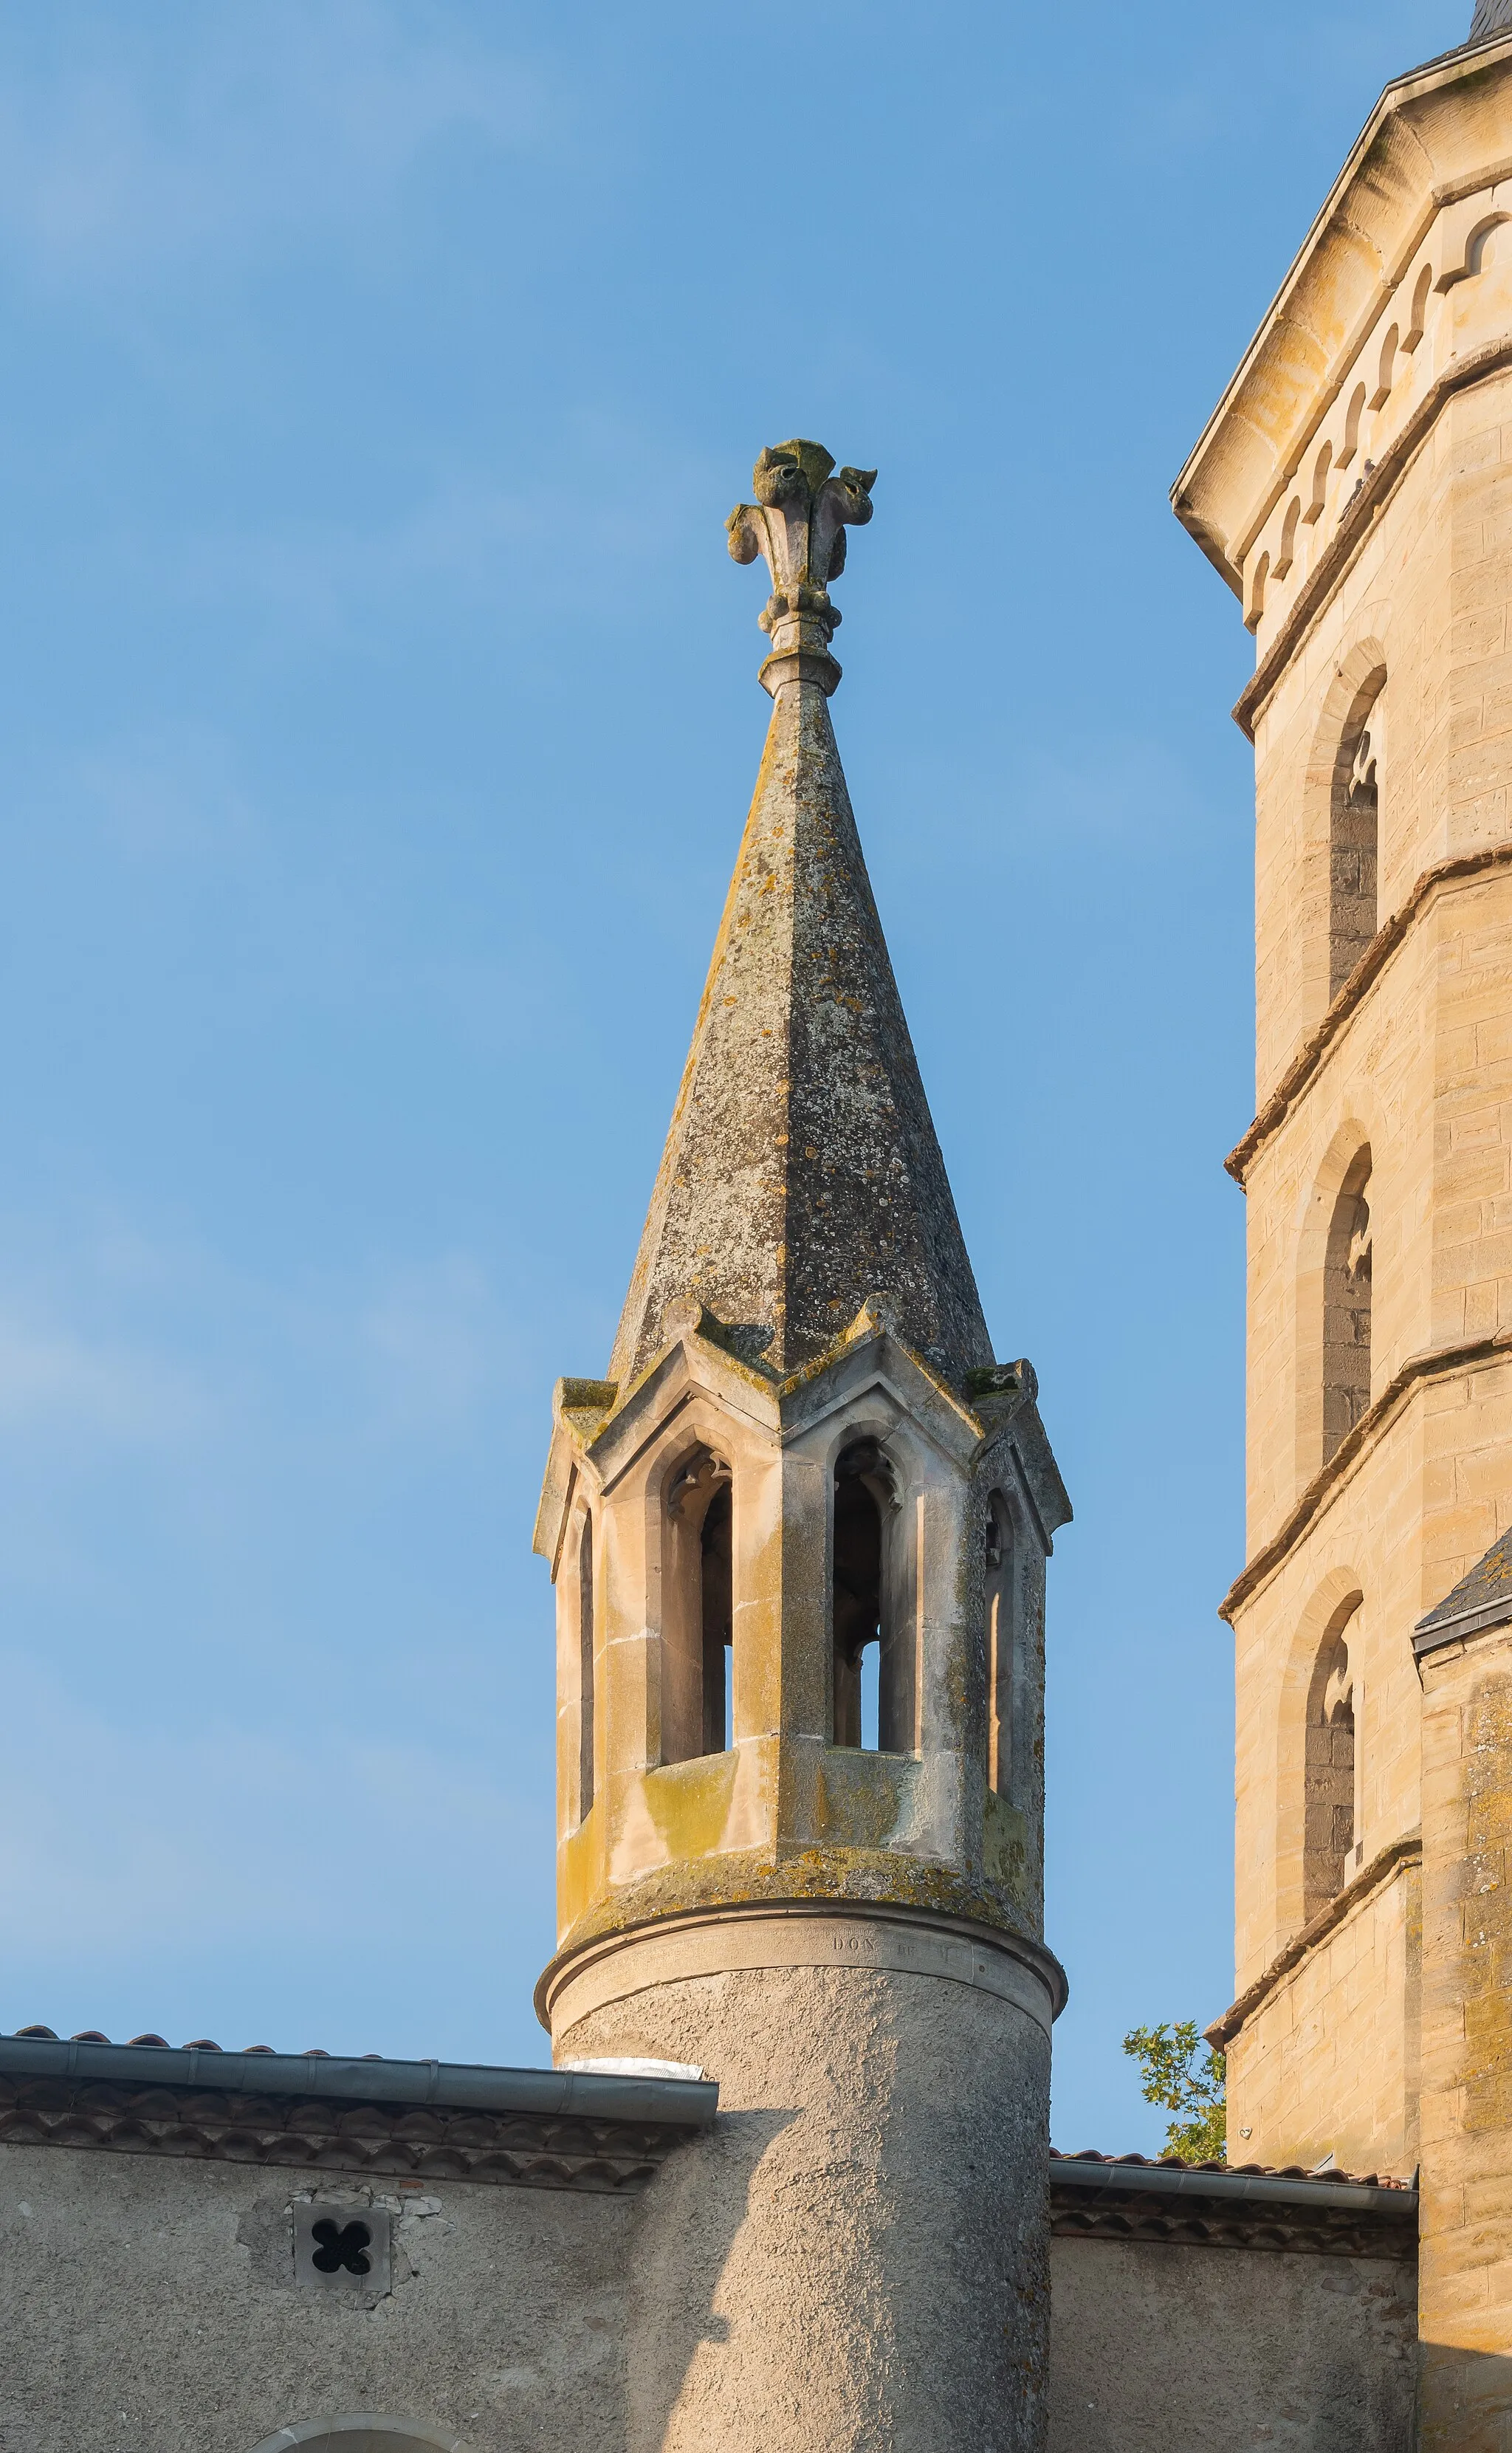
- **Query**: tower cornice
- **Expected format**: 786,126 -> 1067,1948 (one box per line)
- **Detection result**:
1172,29 -> 1512,596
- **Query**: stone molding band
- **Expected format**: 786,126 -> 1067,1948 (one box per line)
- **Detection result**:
1204,1831 -> 1421,2051
1226,848 -> 1512,1185
538,1900 -> 1068,2042
1220,1331 -> 1512,1622
1234,333 -> 1512,741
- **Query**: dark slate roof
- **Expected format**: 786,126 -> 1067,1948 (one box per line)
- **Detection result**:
1413,1526 -> 1512,1657
608,679 -> 992,1389
1469,0 -> 1512,41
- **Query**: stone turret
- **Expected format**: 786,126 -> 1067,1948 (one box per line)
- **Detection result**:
533,442 -> 1069,2453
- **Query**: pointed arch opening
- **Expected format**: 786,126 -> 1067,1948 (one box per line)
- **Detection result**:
832,1440 -> 914,1753
1304,1596 -> 1360,1918
577,1510 -> 596,1819
1339,382 -> 1368,468
985,1491 -> 1018,1796
1403,261 -> 1432,353
1323,1146 -> 1372,1464
1329,675 -> 1383,997
662,1446 -> 733,1764
1370,323 -> 1398,410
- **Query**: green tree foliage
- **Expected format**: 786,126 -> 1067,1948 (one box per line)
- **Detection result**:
1121,2019 -> 1226,2164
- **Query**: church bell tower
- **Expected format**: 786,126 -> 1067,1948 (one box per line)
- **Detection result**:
534,441 -> 1070,2453
1176,13 -> 1512,2440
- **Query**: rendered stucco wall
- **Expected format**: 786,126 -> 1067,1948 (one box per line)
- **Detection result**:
1048,2236 -> 1418,2453
0,2140 -> 635,2453
552,1935 -> 1055,2453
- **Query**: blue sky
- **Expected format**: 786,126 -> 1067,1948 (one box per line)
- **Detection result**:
0,0 -> 1469,2149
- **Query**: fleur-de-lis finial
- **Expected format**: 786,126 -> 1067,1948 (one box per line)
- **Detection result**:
726,440 -> 876,696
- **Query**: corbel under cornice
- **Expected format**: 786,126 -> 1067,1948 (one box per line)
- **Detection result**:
1232,335 -> 1512,738
1172,29 -> 1512,601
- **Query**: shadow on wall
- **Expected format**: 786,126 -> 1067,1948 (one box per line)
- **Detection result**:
624,2102 -> 800,2453
1418,2345 -> 1512,2450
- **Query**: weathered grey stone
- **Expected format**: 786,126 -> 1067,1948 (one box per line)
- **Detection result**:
609,594 -> 993,1390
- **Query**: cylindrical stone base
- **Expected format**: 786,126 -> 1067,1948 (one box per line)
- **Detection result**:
540,1905 -> 1062,2453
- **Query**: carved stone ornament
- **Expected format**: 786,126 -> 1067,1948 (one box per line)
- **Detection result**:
726,439 -> 876,696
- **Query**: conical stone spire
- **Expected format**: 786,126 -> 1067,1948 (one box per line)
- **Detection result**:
608,440 -> 993,1390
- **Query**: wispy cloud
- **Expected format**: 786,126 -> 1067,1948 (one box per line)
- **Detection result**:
0,0 -> 549,287
66,723 -> 262,861
0,1664 -> 537,1957
0,1221 -> 521,1469
362,1253 -> 510,1433
0,1302 -> 207,1439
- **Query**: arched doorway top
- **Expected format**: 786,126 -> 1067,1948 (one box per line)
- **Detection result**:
247,2420 -> 472,2453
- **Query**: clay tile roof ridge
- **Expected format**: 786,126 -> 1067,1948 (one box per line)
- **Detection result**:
1049,2147 -> 1398,2186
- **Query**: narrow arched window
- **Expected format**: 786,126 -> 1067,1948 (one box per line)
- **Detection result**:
1274,496 -> 1301,579
1303,440 -> 1331,526
577,1512 -> 596,1818
1323,1149 -> 1372,1464
1468,217 -> 1508,278
1245,551 -> 1269,635
1330,690 -> 1381,995
985,1493 -> 1016,1795
1370,323 -> 1398,409
1339,383 -> 1367,468
700,1481 -> 732,1754
832,1441 -> 913,1752
1403,263 -> 1432,354
1304,1600 -> 1359,1917
663,1448 -> 732,1763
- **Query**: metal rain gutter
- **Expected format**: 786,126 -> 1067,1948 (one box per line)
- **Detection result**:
1051,2157 -> 1416,2217
0,2034 -> 718,2130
